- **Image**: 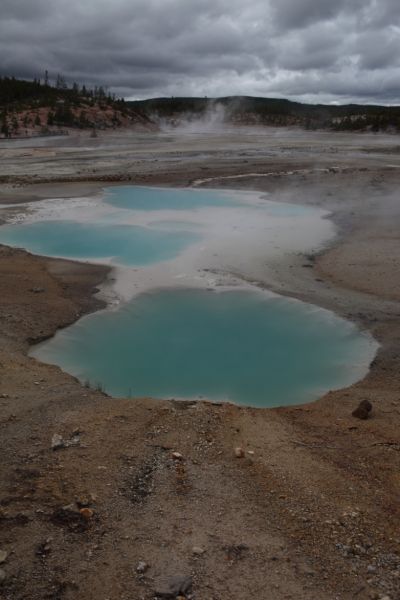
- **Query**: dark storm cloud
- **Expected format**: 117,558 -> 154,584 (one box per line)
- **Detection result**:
0,0 -> 400,104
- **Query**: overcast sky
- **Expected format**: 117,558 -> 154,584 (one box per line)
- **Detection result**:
1,0 -> 400,104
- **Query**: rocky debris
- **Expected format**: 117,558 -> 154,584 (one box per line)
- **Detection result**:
136,560 -> 149,573
79,508 -> 94,520
122,454 -> 162,504
234,447 -> 245,458
171,451 -> 184,460
352,399 -> 373,420
35,539 -> 52,558
0,551 -> 7,564
51,503 -> 93,531
192,546 -> 205,555
51,432 -> 80,450
153,575 -> 192,599
29,286 -> 45,293
76,495 -> 95,508
51,433 -> 64,450
224,543 -> 249,561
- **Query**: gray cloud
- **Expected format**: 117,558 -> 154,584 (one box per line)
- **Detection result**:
0,0 -> 399,104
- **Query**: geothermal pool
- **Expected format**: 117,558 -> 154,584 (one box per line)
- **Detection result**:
0,185 -> 377,407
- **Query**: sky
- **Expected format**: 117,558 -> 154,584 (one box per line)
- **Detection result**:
1,0 -> 400,104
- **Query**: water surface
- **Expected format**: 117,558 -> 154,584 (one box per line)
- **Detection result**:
0,184 -> 377,407
0,220 -> 200,266
32,288 -> 376,407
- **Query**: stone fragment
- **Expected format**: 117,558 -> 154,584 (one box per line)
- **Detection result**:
234,447 -> 245,458
51,434 -> 65,450
79,508 -> 94,520
51,432 -> 80,450
171,452 -> 183,460
352,399 -> 372,420
154,575 -> 192,598
136,561 -> 149,573
0,551 -> 7,564
192,546 -> 205,555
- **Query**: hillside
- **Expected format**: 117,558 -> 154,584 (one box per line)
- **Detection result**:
0,76 -> 156,138
129,96 -> 400,132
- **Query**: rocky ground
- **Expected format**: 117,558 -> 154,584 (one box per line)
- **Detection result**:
0,128 -> 399,600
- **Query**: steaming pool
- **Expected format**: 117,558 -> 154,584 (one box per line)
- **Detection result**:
0,185 -> 377,407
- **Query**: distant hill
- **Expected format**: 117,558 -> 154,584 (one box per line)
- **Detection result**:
2,78 -> 400,137
0,76 -> 156,138
128,96 -> 400,132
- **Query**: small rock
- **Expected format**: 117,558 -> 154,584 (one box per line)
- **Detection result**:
136,561 -> 149,573
192,546 -> 205,555
51,434 -> 65,450
171,452 -> 183,460
0,568 -> 6,584
352,400 -> 372,420
79,508 -> 94,520
302,566 -> 316,576
51,433 -> 80,450
234,447 -> 245,458
35,540 -> 51,557
247,450 -> 255,456
30,287 -> 45,293
154,575 -> 192,598
76,496 -> 91,508
0,552 -> 7,564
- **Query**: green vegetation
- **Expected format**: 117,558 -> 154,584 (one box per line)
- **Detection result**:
0,74 -> 122,110
2,74 -> 399,135
0,74 -> 153,137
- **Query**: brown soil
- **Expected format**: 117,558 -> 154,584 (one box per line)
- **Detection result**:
0,129 -> 399,600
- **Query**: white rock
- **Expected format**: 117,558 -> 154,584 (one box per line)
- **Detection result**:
51,434 -> 64,450
136,561 -> 149,573
192,546 -> 205,555
171,451 -> 183,460
234,447 -> 244,458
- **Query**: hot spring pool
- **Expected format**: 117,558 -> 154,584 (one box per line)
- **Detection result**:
0,185 -> 377,407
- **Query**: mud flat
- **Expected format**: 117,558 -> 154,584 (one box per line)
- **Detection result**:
0,128 -> 399,599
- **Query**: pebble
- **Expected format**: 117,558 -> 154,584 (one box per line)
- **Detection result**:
0,551 -> 7,564
51,433 -> 65,450
352,399 -> 373,420
79,508 -> 94,520
192,546 -> 205,555
136,561 -> 149,573
234,447 -> 245,458
171,452 -> 183,460
153,575 -> 192,598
